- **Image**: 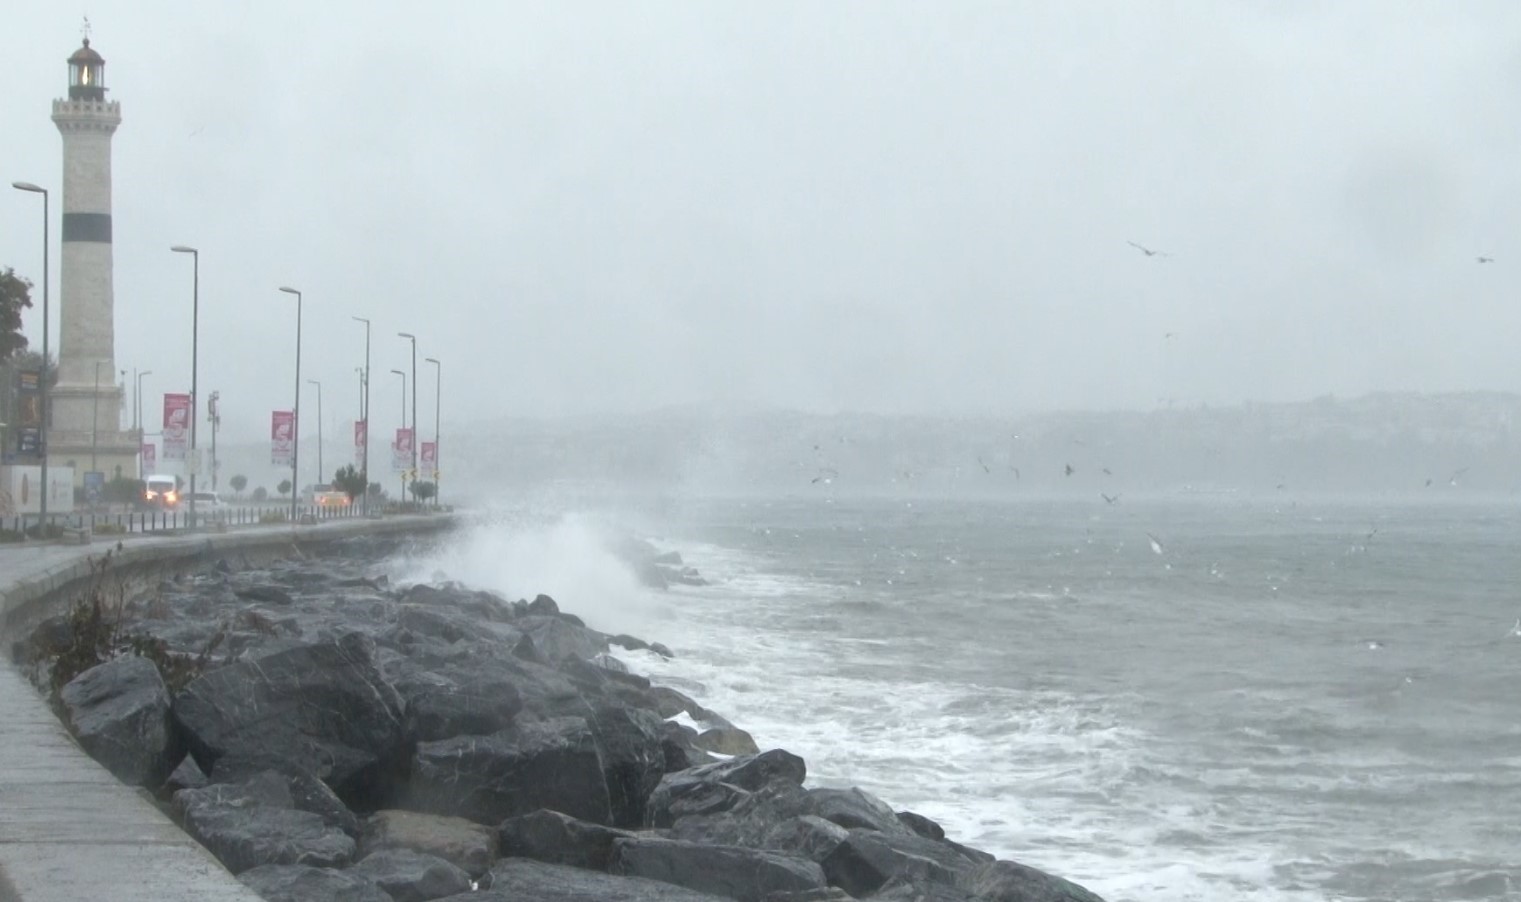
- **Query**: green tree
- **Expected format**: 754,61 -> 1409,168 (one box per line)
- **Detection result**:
411,480 -> 437,502
229,474 -> 248,497
252,486 -> 268,502
277,479 -> 292,497
0,268 -> 33,365
332,465 -> 367,500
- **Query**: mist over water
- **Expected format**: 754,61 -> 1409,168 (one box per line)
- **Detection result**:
405,492 -> 1521,902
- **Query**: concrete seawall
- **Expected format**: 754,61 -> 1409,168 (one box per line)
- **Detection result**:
0,514 -> 459,902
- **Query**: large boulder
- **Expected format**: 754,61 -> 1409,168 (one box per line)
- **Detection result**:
498,808 -> 638,871
585,702 -> 668,828
360,809 -> 497,878
391,663 -> 525,743
173,634 -> 407,807
805,787 -> 909,835
962,860 -> 1109,902
648,749 -> 807,827
611,835 -> 827,902
515,615 -> 607,663
173,771 -> 356,873
58,655 -> 177,785
208,754 -> 361,838
408,716 -> 612,825
458,858 -> 731,901
819,829 -> 971,897
238,864 -> 390,902
349,848 -> 473,902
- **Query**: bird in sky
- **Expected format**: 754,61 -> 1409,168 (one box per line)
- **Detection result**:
977,457 -> 991,474
1477,256 -> 1495,263
1064,464 -> 1075,477
1128,240 -> 1171,257
1146,532 -> 1165,555
1101,493 -> 1120,505
1449,467 -> 1470,486
811,467 -> 838,485
1102,468 -> 1112,476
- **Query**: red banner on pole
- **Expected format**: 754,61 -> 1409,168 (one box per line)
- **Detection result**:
271,411 -> 295,466
420,441 -> 436,468
392,428 -> 413,473
141,443 -> 157,474
354,420 -> 367,468
162,393 -> 190,461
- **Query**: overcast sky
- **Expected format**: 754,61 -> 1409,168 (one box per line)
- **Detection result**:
4,2 -> 1520,443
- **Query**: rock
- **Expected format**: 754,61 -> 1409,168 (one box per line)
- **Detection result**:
806,786 -> 908,835
173,633 -> 407,808
59,655 -> 177,786
209,754 -> 361,838
408,716 -> 612,826
695,726 -> 760,756
459,858 -> 731,901
592,652 -> 630,673
392,663 -> 525,743
349,848 -> 473,902
498,808 -> 638,870
233,584 -> 295,605
962,860 -> 1109,902
360,810 -> 497,878
527,593 -> 559,616
648,749 -> 807,827
762,815 -> 851,861
661,720 -> 720,772
516,615 -> 607,663
896,810 -> 945,840
762,890 -> 855,902
214,559 -> 234,575
667,782 -> 814,848
636,563 -> 670,590
819,829 -> 968,898
585,702 -> 668,827
163,754 -> 209,795
396,605 -> 473,643
869,876 -> 977,901
173,772 -> 356,873
611,835 -> 827,902
608,634 -> 673,658
653,551 -> 684,566
238,864 -> 390,902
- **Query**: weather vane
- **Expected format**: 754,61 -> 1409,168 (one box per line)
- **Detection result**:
82,15 -> 91,41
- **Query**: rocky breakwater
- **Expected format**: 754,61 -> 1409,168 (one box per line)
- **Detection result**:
20,536 -> 1108,902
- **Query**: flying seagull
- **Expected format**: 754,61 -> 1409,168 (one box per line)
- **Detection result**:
1064,464 -> 1075,477
811,467 -> 838,485
1127,241 -> 1170,257
1449,467 -> 1470,486
1477,256 -> 1495,263
1101,493 -> 1120,505
1146,532 -> 1165,555
977,457 -> 991,474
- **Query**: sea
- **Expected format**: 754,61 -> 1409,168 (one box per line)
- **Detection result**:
403,493 -> 1521,902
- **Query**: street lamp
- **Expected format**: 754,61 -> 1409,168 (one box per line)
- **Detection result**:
398,332 -> 417,501
11,181 -> 50,533
171,245 -> 199,529
352,316 -> 370,514
425,356 -> 440,506
91,360 -> 102,476
390,368 -> 406,502
134,369 -> 152,478
278,286 -> 302,523
307,379 -> 322,486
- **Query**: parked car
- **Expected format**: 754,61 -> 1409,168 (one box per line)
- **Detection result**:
188,491 -> 229,520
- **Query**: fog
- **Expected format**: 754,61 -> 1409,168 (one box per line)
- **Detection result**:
5,2 -> 1521,455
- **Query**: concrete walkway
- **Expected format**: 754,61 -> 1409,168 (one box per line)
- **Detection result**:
0,515 -> 456,902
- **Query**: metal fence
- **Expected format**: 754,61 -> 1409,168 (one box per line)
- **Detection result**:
0,500 -> 365,539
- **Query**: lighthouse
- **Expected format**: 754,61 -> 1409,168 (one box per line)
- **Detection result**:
49,37 -> 135,485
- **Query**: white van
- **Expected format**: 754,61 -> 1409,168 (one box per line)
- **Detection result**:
144,474 -> 179,508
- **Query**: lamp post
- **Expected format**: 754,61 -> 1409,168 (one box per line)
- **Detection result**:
91,360 -> 102,475
397,332 -> 417,501
11,182 -> 50,532
134,369 -> 151,478
171,246 -> 199,529
307,379 -> 323,486
278,286 -> 302,523
390,368 -> 406,502
425,356 -> 440,506
207,391 -> 220,492
352,316 -> 370,514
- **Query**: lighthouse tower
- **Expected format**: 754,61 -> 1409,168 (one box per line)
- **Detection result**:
49,37 -> 134,485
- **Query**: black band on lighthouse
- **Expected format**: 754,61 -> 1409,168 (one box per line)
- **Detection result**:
62,212 -> 112,243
